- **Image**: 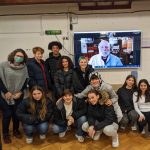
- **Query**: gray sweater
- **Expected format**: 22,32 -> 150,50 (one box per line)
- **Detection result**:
0,61 -> 28,104
75,81 -> 118,104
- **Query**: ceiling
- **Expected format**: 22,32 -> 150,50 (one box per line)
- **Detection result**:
0,0 -> 149,11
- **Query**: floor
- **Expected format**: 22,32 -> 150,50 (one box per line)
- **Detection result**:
2,127 -> 150,150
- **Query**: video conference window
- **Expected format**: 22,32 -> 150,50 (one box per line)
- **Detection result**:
74,30 -> 141,69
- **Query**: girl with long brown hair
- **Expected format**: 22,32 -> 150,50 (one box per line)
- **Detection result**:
117,75 -> 138,131
16,86 -> 53,144
133,79 -> 150,136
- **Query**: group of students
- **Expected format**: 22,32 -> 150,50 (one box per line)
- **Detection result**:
0,41 -> 150,148
118,75 -> 150,134
0,41 -> 94,145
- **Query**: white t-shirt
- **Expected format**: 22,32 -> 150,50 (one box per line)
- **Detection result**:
64,102 -> 73,119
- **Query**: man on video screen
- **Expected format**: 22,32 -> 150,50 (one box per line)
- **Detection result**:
88,40 -> 123,68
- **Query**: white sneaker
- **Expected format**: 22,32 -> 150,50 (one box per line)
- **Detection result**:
131,125 -> 137,131
141,129 -> 145,134
59,131 -> 66,138
112,134 -> 119,147
39,134 -> 46,140
120,126 -> 125,130
75,134 -> 84,143
26,137 -> 33,144
93,131 -> 101,141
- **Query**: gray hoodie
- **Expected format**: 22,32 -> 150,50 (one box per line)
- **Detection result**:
75,81 -> 118,103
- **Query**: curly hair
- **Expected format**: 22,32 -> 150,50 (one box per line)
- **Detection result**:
8,48 -> 28,64
48,41 -> 62,50
58,56 -> 74,70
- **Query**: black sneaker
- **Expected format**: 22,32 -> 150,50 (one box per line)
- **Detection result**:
3,135 -> 12,144
13,130 -> 22,138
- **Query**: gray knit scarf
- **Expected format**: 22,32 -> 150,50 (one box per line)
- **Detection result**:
0,61 -> 28,105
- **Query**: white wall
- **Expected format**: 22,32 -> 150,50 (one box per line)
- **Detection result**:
0,1 -> 150,84
0,14 -> 71,61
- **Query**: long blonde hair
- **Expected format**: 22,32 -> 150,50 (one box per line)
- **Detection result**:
29,86 -> 47,120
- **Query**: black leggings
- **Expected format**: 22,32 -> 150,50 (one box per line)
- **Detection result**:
0,95 -> 23,136
138,111 -> 150,132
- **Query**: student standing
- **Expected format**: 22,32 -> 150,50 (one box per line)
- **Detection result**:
27,47 -> 52,96
54,56 -> 74,99
0,49 -> 28,144
45,41 -> 62,99
73,56 -> 94,94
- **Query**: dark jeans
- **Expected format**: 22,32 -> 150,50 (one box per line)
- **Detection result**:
120,110 -> 138,128
23,122 -> 49,137
52,116 -> 87,136
138,111 -> 150,132
75,116 -> 87,136
0,95 -> 23,136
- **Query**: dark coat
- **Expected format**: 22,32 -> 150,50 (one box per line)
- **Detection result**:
45,52 -> 61,84
53,97 -> 87,126
54,69 -> 74,98
73,66 -> 94,94
117,86 -> 136,113
87,103 -> 117,131
27,58 -> 51,91
16,98 -> 53,125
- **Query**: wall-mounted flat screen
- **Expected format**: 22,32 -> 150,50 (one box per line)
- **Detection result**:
74,30 -> 141,69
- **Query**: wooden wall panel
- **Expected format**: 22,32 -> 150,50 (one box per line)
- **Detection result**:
0,0 -> 77,5
0,0 -> 141,6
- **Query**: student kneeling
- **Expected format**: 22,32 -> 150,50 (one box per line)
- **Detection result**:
16,86 -> 53,144
52,89 -> 87,142
82,90 -> 119,147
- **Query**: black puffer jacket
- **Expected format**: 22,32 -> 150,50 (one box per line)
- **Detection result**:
27,58 -> 52,91
45,52 -> 61,84
16,98 -> 53,125
87,103 -> 117,131
73,66 -> 94,94
53,97 -> 87,126
54,69 -> 74,98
